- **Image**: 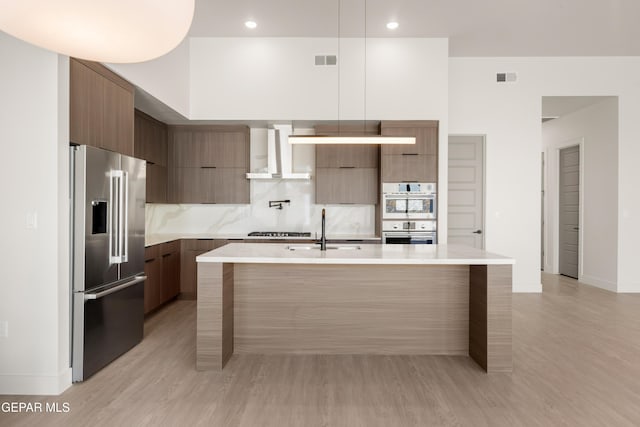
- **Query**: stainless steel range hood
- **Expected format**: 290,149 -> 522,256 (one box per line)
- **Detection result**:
246,124 -> 311,180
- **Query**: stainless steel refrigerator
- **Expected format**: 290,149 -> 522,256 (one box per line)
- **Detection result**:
70,145 -> 146,382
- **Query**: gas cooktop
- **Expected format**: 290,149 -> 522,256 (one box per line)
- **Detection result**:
248,231 -> 312,238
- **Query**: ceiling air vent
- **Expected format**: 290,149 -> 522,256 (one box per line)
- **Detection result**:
315,55 -> 337,66
496,72 -> 517,83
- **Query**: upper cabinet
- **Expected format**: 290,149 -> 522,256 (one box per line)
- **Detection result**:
134,110 -> 168,203
314,124 -> 380,205
70,58 -> 134,156
168,125 -> 250,204
380,121 -> 439,183
169,126 -> 248,168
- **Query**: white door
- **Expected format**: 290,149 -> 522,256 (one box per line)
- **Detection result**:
448,136 -> 484,249
559,145 -> 580,278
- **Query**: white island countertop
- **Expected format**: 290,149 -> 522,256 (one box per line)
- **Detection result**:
196,243 -> 514,265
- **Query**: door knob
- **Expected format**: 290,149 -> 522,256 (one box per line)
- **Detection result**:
472,230 -> 482,234
573,227 -> 579,230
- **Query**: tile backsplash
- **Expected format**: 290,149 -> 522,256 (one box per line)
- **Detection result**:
145,127 -> 377,237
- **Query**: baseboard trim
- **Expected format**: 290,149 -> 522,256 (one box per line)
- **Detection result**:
579,274 -> 617,293
513,282 -> 542,293
617,282 -> 640,293
0,368 -> 72,396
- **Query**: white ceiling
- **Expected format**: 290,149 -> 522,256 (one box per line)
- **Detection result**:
189,0 -> 640,56
541,96 -> 613,119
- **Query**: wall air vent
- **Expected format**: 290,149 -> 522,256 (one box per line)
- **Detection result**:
496,72 -> 517,83
315,55 -> 337,66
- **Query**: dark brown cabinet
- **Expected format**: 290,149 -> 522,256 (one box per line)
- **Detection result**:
314,124 -> 380,205
160,241 -> 181,303
143,241 -> 180,314
380,121 -> 439,183
70,58 -> 134,156
168,125 -> 250,204
143,245 -> 162,314
134,110 -> 168,203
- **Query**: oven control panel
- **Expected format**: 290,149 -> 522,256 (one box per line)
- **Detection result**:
382,220 -> 436,232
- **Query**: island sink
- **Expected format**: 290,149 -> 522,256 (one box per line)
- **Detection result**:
286,245 -> 361,251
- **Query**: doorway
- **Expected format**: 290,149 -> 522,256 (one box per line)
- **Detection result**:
558,145 -> 580,278
447,135 -> 485,249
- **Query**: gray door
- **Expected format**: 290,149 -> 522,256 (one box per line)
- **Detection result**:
559,146 -> 580,278
448,136 -> 484,248
119,154 -> 146,280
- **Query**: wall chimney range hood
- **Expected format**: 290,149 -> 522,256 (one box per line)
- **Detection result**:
246,124 -> 311,180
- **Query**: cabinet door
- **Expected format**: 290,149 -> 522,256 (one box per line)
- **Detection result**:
169,128 -> 199,167
381,155 -> 437,183
381,121 -> 438,156
169,126 -> 249,168
201,131 -> 249,168
70,60 -> 104,147
212,168 -> 250,204
146,164 -> 167,203
143,246 -> 161,314
169,168 -> 216,203
316,168 -> 378,204
316,145 -> 379,168
102,78 -> 134,156
135,110 -> 167,166
161,251 -> 180,303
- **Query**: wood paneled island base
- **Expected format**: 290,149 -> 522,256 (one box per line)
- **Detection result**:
196,244 -> 513,373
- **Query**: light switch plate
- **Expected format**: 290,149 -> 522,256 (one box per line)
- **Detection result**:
26,211 -> 38,229
0,321 -> 8,338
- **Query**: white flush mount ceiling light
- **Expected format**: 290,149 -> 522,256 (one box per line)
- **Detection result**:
0,0 -> 195,63
386,22 -> 399,30
245,20 -> 258,29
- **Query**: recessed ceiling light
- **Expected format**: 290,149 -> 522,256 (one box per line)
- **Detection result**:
386,22 -> 399,30
245,20 -> 257,29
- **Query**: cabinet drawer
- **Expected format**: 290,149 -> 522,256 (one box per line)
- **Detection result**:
160,240 -> 181,256
381,155 -> 437,183
144,244 -> 160,261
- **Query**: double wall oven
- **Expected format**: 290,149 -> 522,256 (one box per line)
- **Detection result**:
382,182 -> 437,244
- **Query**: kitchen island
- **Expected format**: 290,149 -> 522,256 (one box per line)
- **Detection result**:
196,243 -> 514,373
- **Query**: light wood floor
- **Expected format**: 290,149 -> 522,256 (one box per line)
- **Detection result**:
3,273 -> 640,426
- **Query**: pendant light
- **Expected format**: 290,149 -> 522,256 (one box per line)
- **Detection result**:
289,0 -> 415,145
0,0 -> 195,63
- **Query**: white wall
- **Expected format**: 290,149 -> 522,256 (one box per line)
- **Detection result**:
542,98 -> 618,291
449,57 -> 640,293
107,38 -> 190,117
0,34 -> 71,394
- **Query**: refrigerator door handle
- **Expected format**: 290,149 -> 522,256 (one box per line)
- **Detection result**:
84,275 -> 146,300
110,170 -> 125,264
109,171 -> 117,263
122,171 -> 129,262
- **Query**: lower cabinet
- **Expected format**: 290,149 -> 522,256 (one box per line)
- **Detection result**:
144,240 -> 181,314
143,245 -> 162,314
